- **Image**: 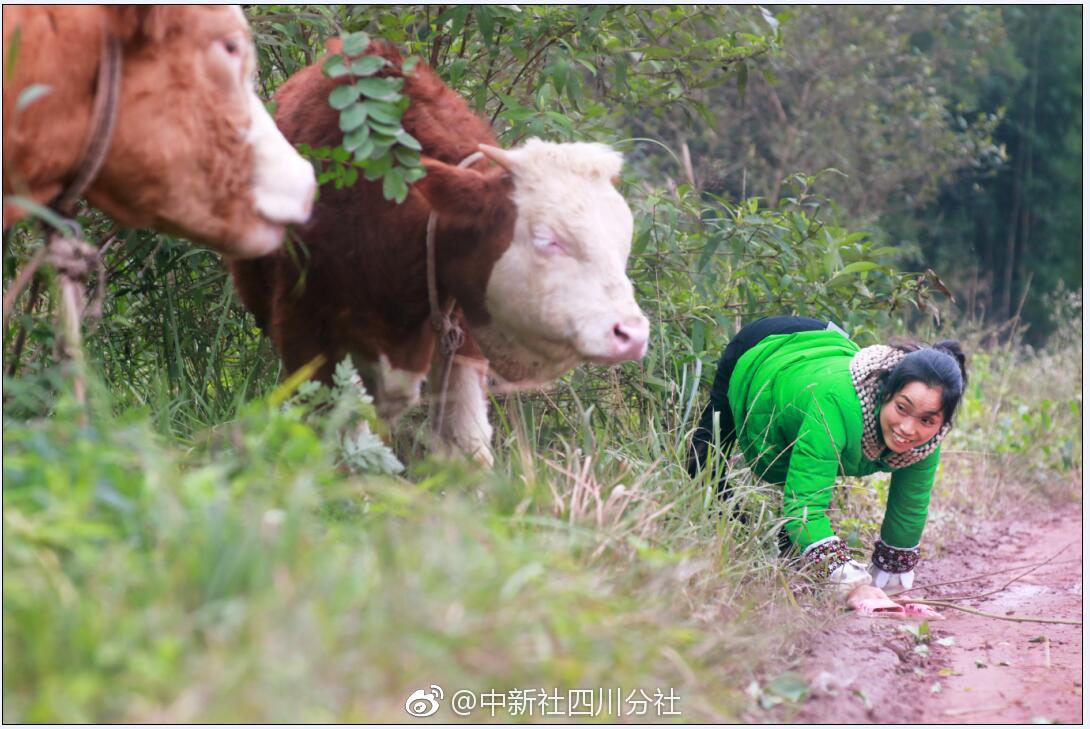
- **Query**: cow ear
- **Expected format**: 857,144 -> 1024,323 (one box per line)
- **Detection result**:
413,157 -> 512,226
107,7 -> 171,46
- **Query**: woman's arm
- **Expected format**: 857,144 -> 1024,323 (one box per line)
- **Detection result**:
870,448 -> 940,588
881,447 -> 940,548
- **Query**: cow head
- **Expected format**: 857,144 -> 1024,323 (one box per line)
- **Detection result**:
416,139 -> 649,383
97,6 -> 316,258
3,6 -> 315,258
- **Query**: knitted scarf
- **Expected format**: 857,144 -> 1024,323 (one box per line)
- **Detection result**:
849,345 -> 952,468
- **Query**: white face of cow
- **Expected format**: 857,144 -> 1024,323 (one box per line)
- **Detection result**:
228,6 -> 316,256
471,140 -> 650,383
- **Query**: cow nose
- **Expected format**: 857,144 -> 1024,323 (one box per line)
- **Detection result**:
609,316 -> 650,361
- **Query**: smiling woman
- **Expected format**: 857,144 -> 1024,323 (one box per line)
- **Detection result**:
687,316 -> 968,591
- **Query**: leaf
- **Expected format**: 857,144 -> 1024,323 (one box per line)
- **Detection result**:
369,133 -> 397,152
930,682 -> 942,694
356,76 -> 403,102
351,138 -> 375,162
476,5 -> 496,46
5,27 -> 21,82
395,130 -> 422,151
342,124 -> 370,152
394,147 -> 421,167
765,672 -> 810,703
341,31 -> 371,57
322,54 -> 349,78
329,84 -> 359,110
936,637 -> 955,647
736,61 -> 749,98
15,83 -> 51,112
402,56 -> 420,74
350,55 -> 386,77
1029,635 -> 1047,643
339,103 -> 368,133
382,166 -> 407,202
367,120 -> 402,137
361,100 -> 402,125
840,261 -> 879,275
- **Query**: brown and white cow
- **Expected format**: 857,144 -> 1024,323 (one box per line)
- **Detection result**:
3,5 -> 315,258
229,41 -> 649,464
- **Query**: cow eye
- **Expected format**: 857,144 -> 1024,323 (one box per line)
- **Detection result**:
532,234 -> 568,256
220,34 -> 243,57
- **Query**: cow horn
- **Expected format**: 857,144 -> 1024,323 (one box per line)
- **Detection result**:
478,144 -> 516,173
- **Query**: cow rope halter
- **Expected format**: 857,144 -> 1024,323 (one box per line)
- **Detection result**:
424,150 -> 484,435
2,32 -> 122,405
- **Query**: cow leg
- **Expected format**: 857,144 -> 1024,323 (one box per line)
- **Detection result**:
428,352 -> 493,467
351,352 -> 426,423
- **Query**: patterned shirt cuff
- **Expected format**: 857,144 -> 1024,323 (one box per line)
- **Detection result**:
802,536 -> 851,577
871,538 -> 920,574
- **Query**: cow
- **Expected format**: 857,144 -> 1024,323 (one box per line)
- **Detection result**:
228,40 -> 649,465
3,5 -> 315,258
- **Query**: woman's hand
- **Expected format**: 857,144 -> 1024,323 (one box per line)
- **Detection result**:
870,538 -> 920,592
870,565 -> 915,591
829,559 -> 872,590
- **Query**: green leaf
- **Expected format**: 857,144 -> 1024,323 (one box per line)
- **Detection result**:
340,103 -> 368,133
367,120 -> 402,137
5,27 -> 20,82
361,100 -> 402,125
352,138 -> 375,162
369,133 -> 397,151
765,672 -> 809,703
350,56 -> 386,77
361,155 -> 391,181
382,166 -> 407,201
404,166 -> 427,183
394,147 -> 421,167
476,6 -> 496,45
402,56 -> 420,74
395,130 -> 422,151
329,84 -> 359,111
839,261 -> 879,275
343,124 -> 370,152
356,77 -> 403,102
341,31 -> 371,57
322,54 -> 349,78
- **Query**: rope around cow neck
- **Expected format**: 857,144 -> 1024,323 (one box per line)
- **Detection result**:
2,32 -> 121,407
425,150 -> 484,432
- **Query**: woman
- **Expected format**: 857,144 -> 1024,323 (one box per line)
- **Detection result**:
687,316 -> 967,590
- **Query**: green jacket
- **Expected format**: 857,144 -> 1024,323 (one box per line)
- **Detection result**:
727,330 -> 939,551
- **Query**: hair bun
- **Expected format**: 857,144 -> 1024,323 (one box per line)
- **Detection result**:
932,339 -> 967,383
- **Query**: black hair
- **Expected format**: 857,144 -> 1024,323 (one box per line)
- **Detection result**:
882,339 -> 968,424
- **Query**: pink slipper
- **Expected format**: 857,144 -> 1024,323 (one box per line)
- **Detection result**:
902,602 -> 944,619
846,585 -> 944,620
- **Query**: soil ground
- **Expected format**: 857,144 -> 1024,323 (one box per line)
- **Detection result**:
789,501 -> 1083,724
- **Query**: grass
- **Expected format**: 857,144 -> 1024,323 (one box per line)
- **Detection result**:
2,281 -> 1081,722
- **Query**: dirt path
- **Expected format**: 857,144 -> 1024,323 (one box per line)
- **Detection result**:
790,502 -> 1082,724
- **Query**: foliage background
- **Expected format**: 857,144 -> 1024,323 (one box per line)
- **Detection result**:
3,5 -> 1082,722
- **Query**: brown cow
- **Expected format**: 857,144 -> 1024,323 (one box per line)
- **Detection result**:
3,5 -> 315,258
229,41 -> 649,464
